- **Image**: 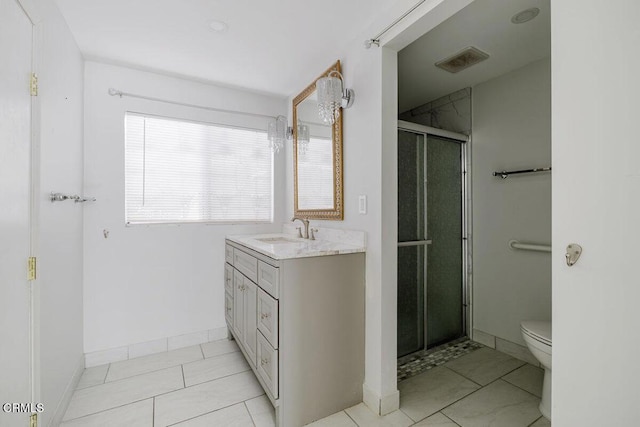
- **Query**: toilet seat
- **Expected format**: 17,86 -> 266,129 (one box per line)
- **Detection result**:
521,321 -> 551,346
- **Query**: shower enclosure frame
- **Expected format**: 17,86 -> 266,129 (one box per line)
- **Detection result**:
397,120 -> 473,353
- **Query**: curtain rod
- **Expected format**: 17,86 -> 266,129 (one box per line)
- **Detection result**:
365,0 -> 428,48
107,88 -> 277,120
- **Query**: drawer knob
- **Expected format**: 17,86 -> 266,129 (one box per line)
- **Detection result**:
261,358 -> 269,366
227,306 -> 232,312
260,312 -> 271,320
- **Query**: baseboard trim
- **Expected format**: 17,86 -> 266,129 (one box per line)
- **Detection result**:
48,355 -> 84,427
363,384 -> 400,416
85,326 -> 228,368
380,390 -> 400,415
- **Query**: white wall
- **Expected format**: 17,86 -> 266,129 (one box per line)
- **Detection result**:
285,45 -> 400,413
471,58 -> 551,345
32,0 -> 85,425
83,62 -> 287,353
285,0 -> 475,413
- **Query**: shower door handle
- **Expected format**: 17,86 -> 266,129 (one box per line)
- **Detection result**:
398,240 -> 432,247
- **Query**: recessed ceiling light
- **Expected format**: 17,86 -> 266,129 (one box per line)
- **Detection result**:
511,7 -> 540,24
207,20 -> 228,33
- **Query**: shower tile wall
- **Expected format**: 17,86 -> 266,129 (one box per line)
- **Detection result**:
398,87 -> 471,135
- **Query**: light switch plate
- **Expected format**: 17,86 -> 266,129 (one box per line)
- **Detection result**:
358,195 -> 367,214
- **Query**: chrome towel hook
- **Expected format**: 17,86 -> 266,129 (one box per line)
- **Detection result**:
50,192 -> 96,203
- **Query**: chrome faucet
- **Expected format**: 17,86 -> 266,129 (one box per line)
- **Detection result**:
291,217 -> 310,239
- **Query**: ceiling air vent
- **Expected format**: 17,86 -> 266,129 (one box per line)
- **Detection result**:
435,47 -> 490,74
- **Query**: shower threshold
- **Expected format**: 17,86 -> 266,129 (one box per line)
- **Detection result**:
397,337 -> 483,382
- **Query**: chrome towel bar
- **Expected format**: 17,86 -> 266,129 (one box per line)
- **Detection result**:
508,239 -> 551,253
493,167 -> 551,179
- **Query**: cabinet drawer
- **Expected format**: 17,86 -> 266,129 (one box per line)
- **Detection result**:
257,332 -> 278,399
233,250 -> 258,282
225,244 -> 234,264
225,292 -> 233,325
257,288 -> 278,349
257,261 -> 279,299
224,263 -> 234,295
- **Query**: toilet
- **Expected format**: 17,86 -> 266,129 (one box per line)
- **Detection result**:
521,320 -> 552,420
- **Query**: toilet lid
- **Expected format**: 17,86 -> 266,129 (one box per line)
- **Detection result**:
521,321 -> 552,346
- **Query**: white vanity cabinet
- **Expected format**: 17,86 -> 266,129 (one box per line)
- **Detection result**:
224,238 -> 365,427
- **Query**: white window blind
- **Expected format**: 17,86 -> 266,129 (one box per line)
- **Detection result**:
125,113 -> 273,224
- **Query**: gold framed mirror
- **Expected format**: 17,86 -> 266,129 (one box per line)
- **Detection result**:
293,60 -> 344,220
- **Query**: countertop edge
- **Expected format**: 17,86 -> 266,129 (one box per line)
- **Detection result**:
226,234 -> 366,260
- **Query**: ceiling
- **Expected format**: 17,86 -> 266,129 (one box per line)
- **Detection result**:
54,0 -> 392,98
398,0 -> 550,113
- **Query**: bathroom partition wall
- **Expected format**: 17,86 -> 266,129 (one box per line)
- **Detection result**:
397,122 -> 469,357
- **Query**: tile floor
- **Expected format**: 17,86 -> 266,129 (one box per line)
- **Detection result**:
62,339 -> 551,427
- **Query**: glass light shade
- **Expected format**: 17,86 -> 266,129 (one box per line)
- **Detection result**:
297,123 -> 310,155
267,115 -> 287,153
316,75 -> 344,125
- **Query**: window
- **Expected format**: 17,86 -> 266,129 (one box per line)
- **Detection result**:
125,113 -> 273,224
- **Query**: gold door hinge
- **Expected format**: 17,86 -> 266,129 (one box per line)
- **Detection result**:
28,257 -> 37,281
30,73 -> 38,96
30,413 -> 37,427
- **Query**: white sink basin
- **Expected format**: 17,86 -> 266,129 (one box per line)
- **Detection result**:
255,236 -> 302,244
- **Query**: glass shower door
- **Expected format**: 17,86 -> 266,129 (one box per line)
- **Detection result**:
397,129 -> 464,357
397,130 -> 427,357
425,135 -> 463,348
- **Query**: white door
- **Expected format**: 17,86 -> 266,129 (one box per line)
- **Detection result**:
0,0 -> 34,424
553,0 -> 640,425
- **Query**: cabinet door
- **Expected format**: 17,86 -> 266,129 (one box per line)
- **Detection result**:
243,278 -> 258,367
232,270 -> 244,340
224,263 -> 234,295
225,292 -> 234,326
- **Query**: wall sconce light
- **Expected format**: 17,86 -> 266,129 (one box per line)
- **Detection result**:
316,71 -> 354,125
267,115 -> 285,153
297,122 -> 310,155
268,115 -> 289,153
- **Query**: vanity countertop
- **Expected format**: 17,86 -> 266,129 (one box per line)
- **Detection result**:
226,233 -> 366,260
